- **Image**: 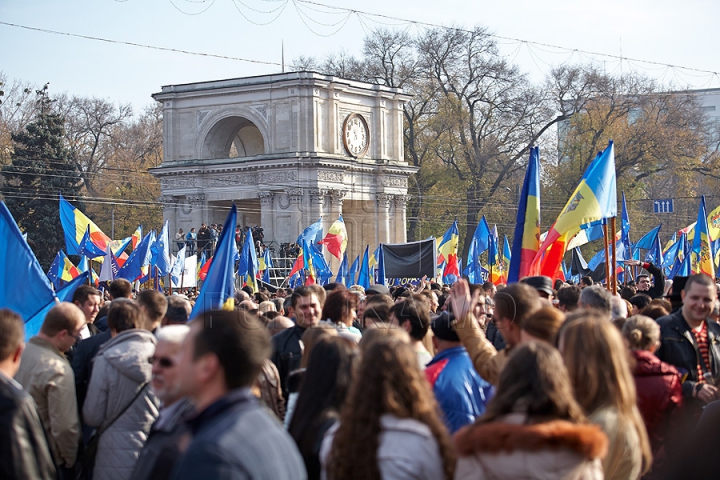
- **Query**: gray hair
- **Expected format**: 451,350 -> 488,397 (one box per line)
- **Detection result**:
155,324 -> 190,345
610,295 -> 628,320
578,285 -> 612,315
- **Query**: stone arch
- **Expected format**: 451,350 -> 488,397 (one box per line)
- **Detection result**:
196,107 -> 269,160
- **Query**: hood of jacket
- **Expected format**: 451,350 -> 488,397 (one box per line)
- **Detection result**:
631,349 -> 679,377
97,328 -> 156,383
454,419 -> 608,460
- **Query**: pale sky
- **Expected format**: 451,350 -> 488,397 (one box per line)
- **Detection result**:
2,0 -> 719,115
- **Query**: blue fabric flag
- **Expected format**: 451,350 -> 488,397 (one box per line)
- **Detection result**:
24,271 -> 90,340
0,202 -> 56,321
297,218 -> 323,246
262,248 -> 273,284
310,243 -> 332,285
238,227 -> 258,292
348,255 -> 360,286
468,216 -> 491,266
357,246 -> 371,289
336,253 -> 349,284
78,227 -> 105,259
153,220 -> 172,277
191,204 -> 239,318
375,245 -> 386,286
170,246 -> 186,287
116,231 -> 156,281
634,225 -> 662,251
47,252 -> 64,290
621,192 -> 632,257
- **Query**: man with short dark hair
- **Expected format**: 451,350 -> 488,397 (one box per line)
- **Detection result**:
626,259 -> 665,299
580,276 -> 594,289
171,310 -> 305,480
482,281 -> 497,299
137,289 -> 169,332
72,285 -> 102,338
95,278 -> 133,333
557,285 -> 581,312
163,296 -> 192,325
450,280 -> 541,386
0,309 -> 57,479
657,274 -> 720,414
271,286 -> 322,399
15,303 -> 85,474
389,297 -> 433,368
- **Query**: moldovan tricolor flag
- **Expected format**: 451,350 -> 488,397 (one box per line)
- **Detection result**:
530,140 -> 617,279
318,215 -> 348,260
692,195 -> 715,278
438,221 -> 460,278
59,194 -> 112,254
508,146 -> 540,283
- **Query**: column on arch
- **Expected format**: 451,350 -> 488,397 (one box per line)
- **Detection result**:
258,191 -> 275,244
393,194 -> 410,244
375,193 -> 393,246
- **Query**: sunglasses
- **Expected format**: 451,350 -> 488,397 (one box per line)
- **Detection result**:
149,356 -> 174,368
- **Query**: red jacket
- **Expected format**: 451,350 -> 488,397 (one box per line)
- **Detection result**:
631,349 -> 683,462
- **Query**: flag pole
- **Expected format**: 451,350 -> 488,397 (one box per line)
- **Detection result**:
602,220 -> 611,292
88,259 -> 93,285
610,217 -> 618,295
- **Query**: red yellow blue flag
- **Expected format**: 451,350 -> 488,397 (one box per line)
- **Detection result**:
438,221 -> 460,278
692,195 -> 715,278
508,146 -> 540,282
318,215 -> 348,260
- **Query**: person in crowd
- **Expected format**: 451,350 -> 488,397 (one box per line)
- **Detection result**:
656,274 -> 720,418
163,296 -> 192,325
72,285 -> 103,338
364,284 -> 391,298
0,309 -> 57,480
131,325 -> 193,480
519,305 -> 565,344
15,303 -> 85,477
482,281 -> 497,299
560,311 -> 652,479
389,296 -> 433,368
627,259 -> 666,299
137,289 -> 168,333
419,288 -> 440,313
321,336 -> 455,480
268,315 -> 294,336
185,228 -> 196,255
580,276 -> 594,288
621,285 -> 638,302
578,285 -> 613,316
254,357 -> 286,422
642,304 -> 670,321
284,325 -> 338,429
622,315 -> 682,477
196,223 -> 211,253
450,279 -> 541,386
520,275 -> 554,301
630,293 -> 653,316
307,284 -> 327,306
360,293 -> 394,329
175,229 -> 185,251
170,309 -> 305,479
611,295 -> 629,321
74,279 -> 133,411
358,323 -> 411,353
425,311 -> 494,433
321,290 -> 361,343
83,299 -> 159,480
259,300 -> 277,314
272,286 -> 323,400
454,341 -> 607,479
289,336 -> 358,479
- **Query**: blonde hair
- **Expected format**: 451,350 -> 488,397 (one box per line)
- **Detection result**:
621,315 -> 660,351
560,312 -> 652,475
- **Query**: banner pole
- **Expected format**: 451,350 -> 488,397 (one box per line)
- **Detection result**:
603,221 -> 611,292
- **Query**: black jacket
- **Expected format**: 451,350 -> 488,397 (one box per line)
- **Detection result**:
170,389 -> 305,480
656,309 -> 720,400
0,372 -> 58,480
271,325 -> 306,400
642,262 -> 666,299
131,398 -> 194,480
71,330 -> 112,413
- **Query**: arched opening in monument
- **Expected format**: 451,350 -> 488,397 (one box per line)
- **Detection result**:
202,116 -> 265,159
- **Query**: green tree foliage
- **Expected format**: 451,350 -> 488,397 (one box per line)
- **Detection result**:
1,85 -> 84,269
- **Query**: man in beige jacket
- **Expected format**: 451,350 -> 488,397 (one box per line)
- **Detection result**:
14,302 -> 85,473
450,280 -> 541,386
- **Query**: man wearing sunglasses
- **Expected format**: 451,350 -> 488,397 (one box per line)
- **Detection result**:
132,325 -> 193,480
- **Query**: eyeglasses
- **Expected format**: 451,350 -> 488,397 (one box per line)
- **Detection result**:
149,356 -> 174,368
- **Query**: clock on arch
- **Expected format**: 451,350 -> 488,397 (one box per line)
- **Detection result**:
342,113 -> 370,158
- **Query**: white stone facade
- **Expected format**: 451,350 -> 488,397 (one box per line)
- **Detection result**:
150,72 -> 417,263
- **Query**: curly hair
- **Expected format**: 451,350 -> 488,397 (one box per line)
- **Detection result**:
326,337 -> 455,479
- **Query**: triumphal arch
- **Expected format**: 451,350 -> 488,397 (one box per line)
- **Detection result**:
150,72 -> 417,262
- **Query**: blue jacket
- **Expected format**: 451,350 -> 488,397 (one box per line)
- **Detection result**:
425,346 -> 494,433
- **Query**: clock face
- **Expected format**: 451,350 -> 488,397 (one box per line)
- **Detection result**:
342,113 -> 370,158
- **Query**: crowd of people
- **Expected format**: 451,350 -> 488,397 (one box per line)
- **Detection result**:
2,259 -> 720,479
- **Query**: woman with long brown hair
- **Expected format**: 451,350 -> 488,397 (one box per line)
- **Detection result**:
453,341 -> 607,479
321,336 -> 455,479
560,312 -> 653,480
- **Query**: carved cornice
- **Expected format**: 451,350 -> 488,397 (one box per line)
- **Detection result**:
186,194 -> 206,205
309,189 -> 329,204
285,189 -> 304,205
258,191 -> 275,206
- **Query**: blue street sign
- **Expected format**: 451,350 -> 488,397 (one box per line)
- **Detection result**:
653,199 -> 674,214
